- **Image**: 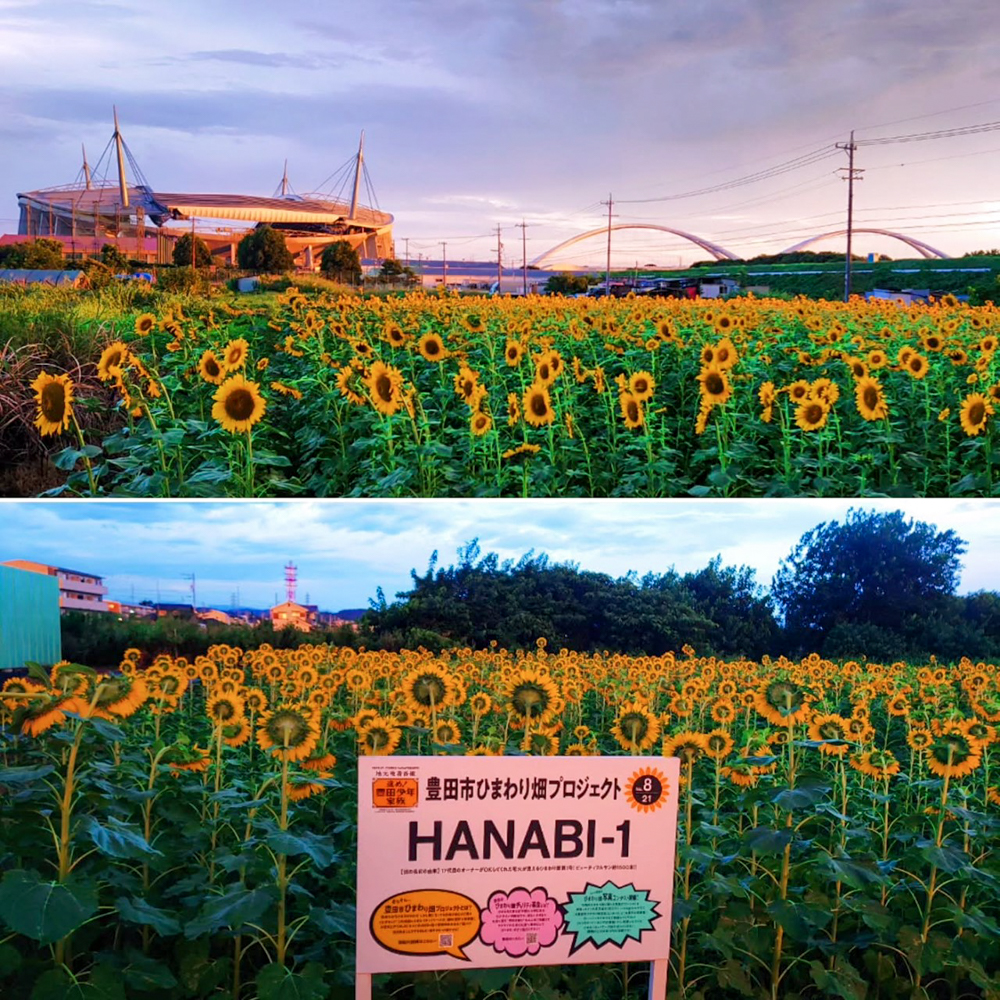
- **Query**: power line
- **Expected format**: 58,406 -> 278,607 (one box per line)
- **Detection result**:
856,120 -> 1000,146
618,147 -> 840,204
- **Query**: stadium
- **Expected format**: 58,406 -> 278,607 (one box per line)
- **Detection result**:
9,111 -> 394,268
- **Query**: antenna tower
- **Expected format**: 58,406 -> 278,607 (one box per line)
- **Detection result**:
284,561 -> 298,604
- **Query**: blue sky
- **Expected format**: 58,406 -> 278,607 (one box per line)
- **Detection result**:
1,0 -> 999,266
0,499 -> 997,611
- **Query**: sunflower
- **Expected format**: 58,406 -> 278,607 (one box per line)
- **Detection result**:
720,763 -> 758,788
710,699 -> 737,725
366,361 -> 406,416
285,777 -> 328,801
134,313 -> 156,336
97,342 -> 130,382
358,716 -> 402,756
97,674 -> 148,718
198,349 -> 227,385
418,332 -> 447,362
697,365 -> 731,406
505,668 -> 559,725
470,411 -> 493,436
959,392 -> 993,436
402,665 -> 458,713
212,374 -> 267,434
433,719 -> 462,745
256,703 -> 321,761
867,349 -> 888,369
20,693 -> 88,737
619,391 -> 645,430
925,730 -> 981,778
31,371 -> 74,437
850,749 -> 900,780
222,719 -> 252,747
704,729 -> 735,760
807,713 -> 851,756
469,692 -> 493,716
522,382 -> 555,427
795,398 -> 829,432
905,352 -> 929,380
504,340 -> 525,367
627,370 -> 655,402
754,679 -> 812,727
712,337 -> 738,370
611,701 -> 661,752
854,376 -> 888,421
662,731 -> 708,766
206,692 -> 246,727
223,338 -> 250,370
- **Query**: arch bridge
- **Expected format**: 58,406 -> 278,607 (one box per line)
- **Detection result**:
530,223 -> 740,266
781,229 -> 950,260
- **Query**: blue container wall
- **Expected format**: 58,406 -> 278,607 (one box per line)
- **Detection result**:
0,567 -> 62,670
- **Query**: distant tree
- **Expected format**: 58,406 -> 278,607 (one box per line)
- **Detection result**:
545,273 -> 591,295
237,225 -> 294,273
963,248 -> 1000,257
320,240 -> 362,284
99,243 -> 129,270
172,232 -> 212,268
0,238 -> 64,269
772,509 -> 966,658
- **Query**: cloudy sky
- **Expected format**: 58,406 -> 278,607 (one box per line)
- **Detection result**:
2,0 -> 999,266
0,498 -> 997,611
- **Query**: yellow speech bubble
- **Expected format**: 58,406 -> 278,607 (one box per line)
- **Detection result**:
370,889 -> 481,961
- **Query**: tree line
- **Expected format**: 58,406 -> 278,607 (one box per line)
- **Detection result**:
60,510 -> 1000,666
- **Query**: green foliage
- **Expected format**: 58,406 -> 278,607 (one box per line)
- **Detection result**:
319,240 -> 362,284
237,225 -> 294,273
98,244 -> 129,271
365,540 -> 778,657
172,233 -> 213,269
773,508 -> 968,658
544,272 -> 591,294
0,238 -> 65,269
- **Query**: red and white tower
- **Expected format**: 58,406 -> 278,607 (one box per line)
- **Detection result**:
284,561 -> 297,604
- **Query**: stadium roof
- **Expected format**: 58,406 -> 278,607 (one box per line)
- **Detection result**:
17,183 -> 392,230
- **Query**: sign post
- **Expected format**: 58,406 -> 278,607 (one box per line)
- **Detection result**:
356,755 -> 680,999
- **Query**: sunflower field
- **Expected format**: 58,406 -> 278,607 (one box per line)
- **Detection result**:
27,289 -> 1000,497
1,642 -> 998,1000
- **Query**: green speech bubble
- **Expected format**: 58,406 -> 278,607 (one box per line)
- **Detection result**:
562,881 -> 660,955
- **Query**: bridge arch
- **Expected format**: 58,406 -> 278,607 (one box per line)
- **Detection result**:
781,229 -> 950,260
531,223 -> 740,266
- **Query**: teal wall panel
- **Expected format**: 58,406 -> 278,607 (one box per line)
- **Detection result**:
0,566 -> 62,671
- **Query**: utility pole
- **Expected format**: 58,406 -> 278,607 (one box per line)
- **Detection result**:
404,237 -> 409,266
494,225 -> 503,293
182,573 -> 196,609
191,216 -> 197,280
516,219 -> 529,295
836,130 -> 863,303
601,193 -> 614,293
440,241 -> 447,289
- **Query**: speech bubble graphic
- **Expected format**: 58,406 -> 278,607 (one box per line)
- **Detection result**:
562,881 -> 660,955
479,886 -> 564,958
369,889 -> 481,961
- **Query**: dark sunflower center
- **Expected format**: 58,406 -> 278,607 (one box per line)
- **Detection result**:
705,373 -> 723,396
804,403 -> 824,424
213,701 -> 236,720
225,388 -> 255,421
538,364 -> 551,381
228,349 -> 243,366
512,683 -> 547,717
412,675 -> 446,706
530,393 -> 549,417
425,339 -> 441,356
205,357 -> 221,377
627,401 -> 639,422
863,386 -> 879,409
969,402 -> 985,425
819,722 -> 844,740
621,713 -> 648,741
375,374 -> 393,402
41,383 -> 66,421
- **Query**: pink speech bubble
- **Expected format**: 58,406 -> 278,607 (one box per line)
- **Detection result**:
479,887 -> 564,958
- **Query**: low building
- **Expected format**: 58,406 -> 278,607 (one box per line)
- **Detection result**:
270,600 -> 314,632
106,600 -> 156,619
1,559 -> 109,613
199,608 -> 233,627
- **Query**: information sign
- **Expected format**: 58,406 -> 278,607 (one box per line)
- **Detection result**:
356,755 -> 679,998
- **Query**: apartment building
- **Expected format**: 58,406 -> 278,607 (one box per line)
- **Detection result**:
1,559 -> 110,613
